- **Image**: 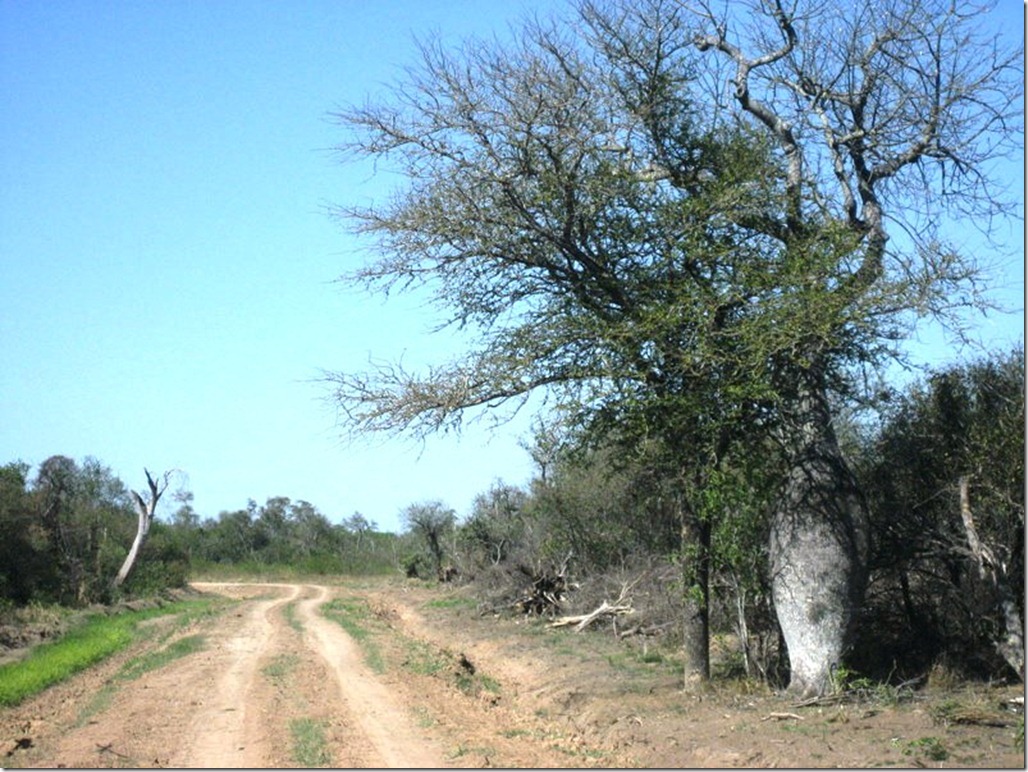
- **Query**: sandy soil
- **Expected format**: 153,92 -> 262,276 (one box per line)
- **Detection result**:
1,578 -> 1023,768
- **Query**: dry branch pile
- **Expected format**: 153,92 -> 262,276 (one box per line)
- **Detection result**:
481,554 -> 575,617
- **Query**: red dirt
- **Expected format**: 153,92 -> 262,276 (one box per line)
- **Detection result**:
1,578 -> 1023,768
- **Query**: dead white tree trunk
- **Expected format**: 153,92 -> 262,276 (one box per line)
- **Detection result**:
113,469 -> 170,588
959,476 -> 1024,681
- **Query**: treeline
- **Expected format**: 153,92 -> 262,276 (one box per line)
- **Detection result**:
406,348 -> 1025,684
2,348 -> 1022,684
0,463 -> 400,608
170,499 -> 398,577
0,455 -> 184,605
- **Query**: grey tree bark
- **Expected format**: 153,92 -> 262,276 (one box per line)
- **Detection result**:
769,374 -> 869,697
958,476 -> 1025,681
687,0 -> 1020,695
113,469 -> 168,588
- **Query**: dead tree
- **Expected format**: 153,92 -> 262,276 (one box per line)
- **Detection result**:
112,468 -> 172,588
958,476 -> 1024,680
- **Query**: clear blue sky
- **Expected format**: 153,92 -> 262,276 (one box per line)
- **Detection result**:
1,1 -> 1022,534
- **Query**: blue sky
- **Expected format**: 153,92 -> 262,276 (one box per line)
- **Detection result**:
1,1 -> 1022,533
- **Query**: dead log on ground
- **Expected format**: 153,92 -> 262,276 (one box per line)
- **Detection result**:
549,599 -> 634,631
549,581 -> 636,632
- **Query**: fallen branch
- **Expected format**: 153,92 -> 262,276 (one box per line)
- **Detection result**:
96,742 -> 133,760
549,581 -> 638,631
790,693 -> 847,708
549,599 -> 634,631
618,620 -> 675,640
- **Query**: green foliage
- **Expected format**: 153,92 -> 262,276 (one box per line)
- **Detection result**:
0,454 -> 404,608
122,522 -> 190,596
852,347 -> 1025,680
401,501 -> 456,578
0,456 -> 192,607
0,461 -> 49,604
902,736 -> 949,762
323,0 -> 1020,695
458,482 -> 529,570
401,551 -> 431,579
185,497 -> 399,576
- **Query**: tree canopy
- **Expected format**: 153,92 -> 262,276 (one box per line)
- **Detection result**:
320,0 -> 1022,696
328,0 -> 1020,442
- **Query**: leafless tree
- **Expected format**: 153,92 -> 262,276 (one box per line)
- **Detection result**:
113,468 -> 175,588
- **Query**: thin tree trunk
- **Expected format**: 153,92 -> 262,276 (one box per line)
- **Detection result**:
958,476 -> 1025,680
733,580 -> 753,679
680,501 -> 711,688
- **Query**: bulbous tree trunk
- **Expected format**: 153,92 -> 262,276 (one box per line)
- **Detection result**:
770,374 -> 868,697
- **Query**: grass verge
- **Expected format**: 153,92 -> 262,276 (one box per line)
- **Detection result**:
0,598 -> 220,708
0,615 -> 133,707
116,633 -> 207,682
320,591 -> 501,699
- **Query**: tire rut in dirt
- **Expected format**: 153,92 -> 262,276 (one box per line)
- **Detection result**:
170,583 -> 300,768
297,584 -> 449,769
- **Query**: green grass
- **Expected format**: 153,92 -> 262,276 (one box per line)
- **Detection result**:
455,669 -> 501,697
423,595 -> 477,610
401,638 -> 450,677
448,742 -> 496,760
116,634 -> 206,682
598,640 -> 683,686
500,727 -> 533,738
0,615 -> 133,706
412,705 -> 437,728
320,593 -> 503,700
283,601 -> 303,633
290,717 -> 332,767
0,598 -> 219,708
262,653 -> 300,680
74,629 -> 211,727
903,736 -> 949,762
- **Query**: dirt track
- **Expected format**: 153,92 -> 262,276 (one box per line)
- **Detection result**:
171,583 -> 446,767
2,581 -> 614,768
2,579 -> 1024,768
7,582 -> 459,768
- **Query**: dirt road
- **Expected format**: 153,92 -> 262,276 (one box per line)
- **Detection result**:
171,583 -> 448,768
2,579 -> 1023,768
2,581 -> 622,768
4,583 -> 464,768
